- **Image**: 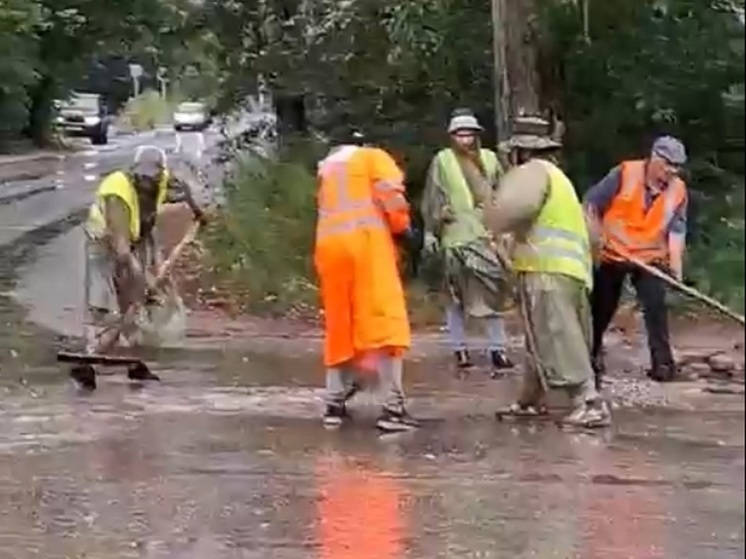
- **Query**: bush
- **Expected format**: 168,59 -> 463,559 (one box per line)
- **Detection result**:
202,149 -> 318,315
116,89 -> 174,132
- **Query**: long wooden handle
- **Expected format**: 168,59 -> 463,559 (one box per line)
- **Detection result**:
609,247 -> 745,326
94,220 -> 201,353
154,220 -> 200,284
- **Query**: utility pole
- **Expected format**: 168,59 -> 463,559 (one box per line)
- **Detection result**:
491,0 -> 510,146
157,67 -> 168,99
129,63 -> 143,99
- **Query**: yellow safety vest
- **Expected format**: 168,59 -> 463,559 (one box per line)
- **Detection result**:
435,148 -> 502,211
512,160 -> 593,290
86,170 -> 168,242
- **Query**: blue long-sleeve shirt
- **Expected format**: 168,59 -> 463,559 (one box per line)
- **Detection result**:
583,165 -> 687,240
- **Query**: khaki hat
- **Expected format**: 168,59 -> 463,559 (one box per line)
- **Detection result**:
500,116 -> 561,151
448,114 -> 484,134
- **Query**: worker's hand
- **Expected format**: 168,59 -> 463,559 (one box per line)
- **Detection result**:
192,207 -> 209,227
423,231 -> 439,256
441,205 -> 456,224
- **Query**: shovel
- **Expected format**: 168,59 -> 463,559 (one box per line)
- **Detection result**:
57,220 -> 201,376
607,246 -> 745,327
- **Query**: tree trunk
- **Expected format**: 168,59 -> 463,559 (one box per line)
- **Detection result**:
491,0 -> 510,145
26,74 -> 56,147
503,0 -> 542,117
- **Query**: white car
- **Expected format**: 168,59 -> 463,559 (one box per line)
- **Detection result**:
174,102 -> 211,131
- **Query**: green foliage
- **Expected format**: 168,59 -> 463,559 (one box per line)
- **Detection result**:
116,89 -> 174,132
199,0 -> 745,316
0,0 -> 210,147
203,150 -> 318,314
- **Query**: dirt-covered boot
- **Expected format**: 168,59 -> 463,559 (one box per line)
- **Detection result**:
564,383 -> 611,428
127,363 -> 161,382
70,364 -> 97,391
490,349 -> 514,378
455,350 -> 473,369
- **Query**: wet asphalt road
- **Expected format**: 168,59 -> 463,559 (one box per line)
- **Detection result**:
0,132 -> 743,558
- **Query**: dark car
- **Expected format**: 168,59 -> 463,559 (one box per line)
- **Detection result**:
56,92 -> 111,145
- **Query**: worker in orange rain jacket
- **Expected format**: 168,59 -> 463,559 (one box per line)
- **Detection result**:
315,129 -> 420,433
584,136 -> 688,384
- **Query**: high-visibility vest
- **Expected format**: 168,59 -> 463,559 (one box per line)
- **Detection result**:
601,159 -> 687,264
434,148 -> 502,248
512,160 -> 593,290
315,146 -> 409,243
86,170 -> 168,242
434,148 -> 502,211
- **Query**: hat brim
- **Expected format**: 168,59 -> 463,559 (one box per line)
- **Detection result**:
501,134 -> 561,151
449,125 -> 484,134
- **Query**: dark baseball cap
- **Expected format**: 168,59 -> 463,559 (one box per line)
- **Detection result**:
651,136 -> 687,165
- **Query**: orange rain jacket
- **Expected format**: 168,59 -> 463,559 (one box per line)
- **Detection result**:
601,160 -> 687,264
314,145 -> 411,367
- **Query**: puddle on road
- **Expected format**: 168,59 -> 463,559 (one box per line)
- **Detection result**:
0,349 -> 742,559
0,385 -> 742,559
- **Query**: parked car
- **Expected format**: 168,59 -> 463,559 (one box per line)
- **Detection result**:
174,101 -> 211,132
55,92 -> 111,145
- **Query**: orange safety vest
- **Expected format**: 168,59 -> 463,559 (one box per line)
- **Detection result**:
601,160 -> 687,264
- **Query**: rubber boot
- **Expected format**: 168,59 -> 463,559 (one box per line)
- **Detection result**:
489,349 -> 514,378
455,350 -> 473,369
127,363 -> 161,382
70,364 -> 97,391
565,383 -> 611,428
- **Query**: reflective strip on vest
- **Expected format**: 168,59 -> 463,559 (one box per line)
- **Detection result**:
512,160 -> 592,288
513,226 -> 592,277
436,149 -> 499,211
316,151 -> 387,240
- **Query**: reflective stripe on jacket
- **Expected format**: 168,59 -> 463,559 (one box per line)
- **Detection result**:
601,159 -> 687,263
86,170 -> 169,242
512,160 -> 593,290
315,146 -> 409,242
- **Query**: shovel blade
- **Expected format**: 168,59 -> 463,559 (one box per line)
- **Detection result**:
57,350 -> 146,368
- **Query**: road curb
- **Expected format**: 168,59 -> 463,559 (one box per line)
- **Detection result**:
0,153 -> 64,185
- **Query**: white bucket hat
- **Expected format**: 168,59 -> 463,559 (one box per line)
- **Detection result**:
448,114 -> 484,134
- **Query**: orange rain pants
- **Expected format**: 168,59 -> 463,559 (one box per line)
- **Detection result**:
314,145 -> 412,368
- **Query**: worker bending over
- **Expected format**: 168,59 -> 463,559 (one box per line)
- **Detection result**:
77,147 -> 204,389
584,136 -> 688,384
485,116 -> 610,427
315,130 -> 419,433
421,110 -> 513,375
